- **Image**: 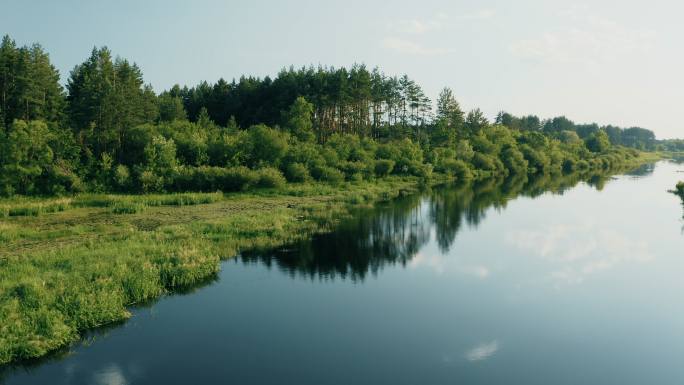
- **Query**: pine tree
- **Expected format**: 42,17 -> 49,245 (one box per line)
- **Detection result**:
67,47 -> 158,163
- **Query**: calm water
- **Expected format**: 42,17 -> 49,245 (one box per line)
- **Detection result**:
3,161 -> 684,385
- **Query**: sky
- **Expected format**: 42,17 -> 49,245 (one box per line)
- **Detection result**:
2,0 -> 683,138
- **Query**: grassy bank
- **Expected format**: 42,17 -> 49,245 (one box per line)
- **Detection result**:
0,177 -> 425,365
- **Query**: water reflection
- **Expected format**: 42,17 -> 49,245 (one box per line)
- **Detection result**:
625,162 -> 656,177
241,169 -> 649,281
0,274 -> 219,382
241,192 -> 429,281
506,222 -> 653,285
465,341 -> 500,362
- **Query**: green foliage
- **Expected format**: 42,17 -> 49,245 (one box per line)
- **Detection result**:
244,124 -> 289,168
0,33 -> 663,199
455,140 -> 475,162
208,131 -> 245,167
585,130 -> 611,153
311,165 -> 344,184
110,200 -> 146,214
439,159 -> 473,180
158,93 -> 187,122
284,162 -> 311,183
520,144 -> 550,174
282,96 -> 315,142
144,135 -> 178,172
158,120 -> 209,166
139,170 -> 165,193
432,87 -> 464,146
254,167 -> 287,189
472,152 -> 499,172
172,166 -> 257,192
0,120 -> 54,195
114,164 -> 132,190
137,135 -> 178,192
377,139 -> 423,175
67,47 -> 157,163
465,108 -> 489,136
559,130 -> 582,145
501,145 -> 528,174
0,36 -> 64,127
374,159 -> 395,177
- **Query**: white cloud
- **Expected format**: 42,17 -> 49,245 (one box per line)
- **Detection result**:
387,9 -> 495,35
391,18 -> 445,35
461,9 -> 496,21
508,10 -> 657,65
409,251 -> 490,278
93,364 -> 127,385
409,251 -> 447,274
382,37 -> 455,56
457,264 -> 491,279
382,9 -> 495,55
465,340 -> 499,361
506,222 -> 653,286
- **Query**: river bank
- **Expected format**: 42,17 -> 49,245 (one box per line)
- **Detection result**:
0,151 -> 666,366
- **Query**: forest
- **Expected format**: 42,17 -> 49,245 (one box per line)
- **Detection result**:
0,34 -> 662,197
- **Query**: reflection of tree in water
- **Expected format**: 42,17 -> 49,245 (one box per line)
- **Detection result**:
241,193 -> 430,282
428,172 -> 602,252
242,170 -> 636,280
625,163 -> 656,177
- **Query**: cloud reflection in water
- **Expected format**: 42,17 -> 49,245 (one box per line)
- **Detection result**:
506,221 -> 653,285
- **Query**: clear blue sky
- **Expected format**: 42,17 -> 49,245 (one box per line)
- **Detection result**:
3,0 -> 683,138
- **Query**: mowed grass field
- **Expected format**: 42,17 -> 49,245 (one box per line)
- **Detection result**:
0,178 -> 421,365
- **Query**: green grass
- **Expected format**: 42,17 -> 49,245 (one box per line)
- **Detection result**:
0,192 -> 225,218
0,198 -> 72,218
0,177 -> 420,365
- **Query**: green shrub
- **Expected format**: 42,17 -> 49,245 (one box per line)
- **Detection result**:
254,167 -> 287,189
374,159 -> 395,177
501,146 -> 528,174
472,153 -> 497,172
284,162 -> 310,182
440,159 -> 473,180
520,144 -> 550,173
338,161 -> 367,180
311,165 -> 344,184
114,165 -> 131,190
139,170 -> 165,193
412,162 -> 433,179
218,167 -> 258,191
348,173 -> 364,182
244,124 -> 289,168
170,166 -> 257,192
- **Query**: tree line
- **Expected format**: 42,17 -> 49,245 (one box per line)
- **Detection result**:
0,34 -> 659,196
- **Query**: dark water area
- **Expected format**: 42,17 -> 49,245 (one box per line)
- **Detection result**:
3,161 -> 684,385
